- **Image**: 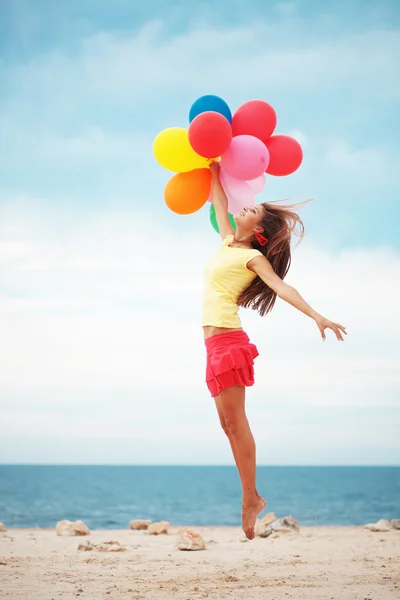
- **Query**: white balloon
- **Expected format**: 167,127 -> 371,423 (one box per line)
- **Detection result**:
220,168 -> 255,214
246,174 -> 266,194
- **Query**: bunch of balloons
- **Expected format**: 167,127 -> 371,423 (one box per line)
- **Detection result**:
153,95 -> 303,232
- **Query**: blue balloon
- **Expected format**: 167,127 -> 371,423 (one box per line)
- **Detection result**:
189,95 -> 232,124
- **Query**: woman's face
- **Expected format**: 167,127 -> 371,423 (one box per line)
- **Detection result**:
234,205 -> 264,231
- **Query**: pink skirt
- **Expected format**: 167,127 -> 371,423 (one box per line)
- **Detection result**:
205,330 -> 259,397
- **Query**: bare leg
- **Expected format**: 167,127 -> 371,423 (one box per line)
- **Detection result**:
215,385 -> 266,539
214,395 -> 265,502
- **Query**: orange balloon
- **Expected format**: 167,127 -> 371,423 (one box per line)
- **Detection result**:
164,168 -> 212,215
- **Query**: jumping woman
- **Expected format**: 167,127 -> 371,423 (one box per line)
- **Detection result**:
203,162 -> 347,540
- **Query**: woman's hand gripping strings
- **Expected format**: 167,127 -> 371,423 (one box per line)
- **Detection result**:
248,256 -> 347,341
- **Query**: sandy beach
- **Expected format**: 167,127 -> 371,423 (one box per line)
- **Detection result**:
0,525 -> 399,599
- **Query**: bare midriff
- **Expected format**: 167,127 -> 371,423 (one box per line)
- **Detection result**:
203,325 -> 243,340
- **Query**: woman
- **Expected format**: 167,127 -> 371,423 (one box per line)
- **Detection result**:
203,162 -> 347,540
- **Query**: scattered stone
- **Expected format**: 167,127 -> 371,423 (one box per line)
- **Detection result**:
391,519 -> 400,530
147,521 -> 169,535
281,516 -> 300,531
271,522 -> 290,533
0,523 -> 7,532
78,540 -> 127,552
78,542 -> 93,552
129,519 -> 152,531
56,520 -> 90,537
254,520 -> 273,538
271,516 -> 300,533
261,512 -> 277,526
96,541 -> 127,552
364,519 -> 392,532
177,529 -> 205,551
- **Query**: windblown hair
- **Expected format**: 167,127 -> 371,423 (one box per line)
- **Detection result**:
238,200 -> 309,316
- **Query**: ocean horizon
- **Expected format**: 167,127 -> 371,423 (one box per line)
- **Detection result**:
1,465 -> 399,530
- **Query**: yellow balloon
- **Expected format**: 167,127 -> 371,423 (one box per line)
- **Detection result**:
153,127 -> 209,173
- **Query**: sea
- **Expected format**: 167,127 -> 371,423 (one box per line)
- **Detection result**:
0,465 -> 399,529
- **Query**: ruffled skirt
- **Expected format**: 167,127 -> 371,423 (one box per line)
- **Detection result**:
205,330 -> 259,397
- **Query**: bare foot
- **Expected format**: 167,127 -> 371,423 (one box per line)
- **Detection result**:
242,496 -> 266,540
257,494 -> 267,511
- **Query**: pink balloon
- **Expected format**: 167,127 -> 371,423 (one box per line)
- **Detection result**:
246,174 -> 265,194
220,168 -> 255,214
220,135 -> 270,180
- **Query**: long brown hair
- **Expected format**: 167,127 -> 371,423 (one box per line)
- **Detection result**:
238,200 -> 309,316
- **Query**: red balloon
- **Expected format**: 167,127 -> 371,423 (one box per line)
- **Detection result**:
232,100 -> 277,144
188,111 -> 232,158
265,135 -> 303,176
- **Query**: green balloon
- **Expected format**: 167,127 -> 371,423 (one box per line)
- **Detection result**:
209,203 -> 236,234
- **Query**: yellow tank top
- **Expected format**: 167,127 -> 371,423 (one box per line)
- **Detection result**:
202,234 -> 262,328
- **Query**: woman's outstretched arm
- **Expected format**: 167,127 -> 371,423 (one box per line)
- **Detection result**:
248,255 -> 347,341
209,162 -> 235,240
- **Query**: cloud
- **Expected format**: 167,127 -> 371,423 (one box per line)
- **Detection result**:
0,199 -> 399,463
1,15 -> 399,242
325,140 -> 388,173
276,2 -> 296,16
2,18 -> 400,151
0,6 -> 399,463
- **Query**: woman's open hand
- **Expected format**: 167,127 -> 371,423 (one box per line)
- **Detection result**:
315,316 -> 347,341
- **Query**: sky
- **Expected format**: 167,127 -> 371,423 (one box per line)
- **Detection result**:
0,0 -> 399,465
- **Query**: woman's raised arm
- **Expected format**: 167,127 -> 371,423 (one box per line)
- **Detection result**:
209,162 -> 235,240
